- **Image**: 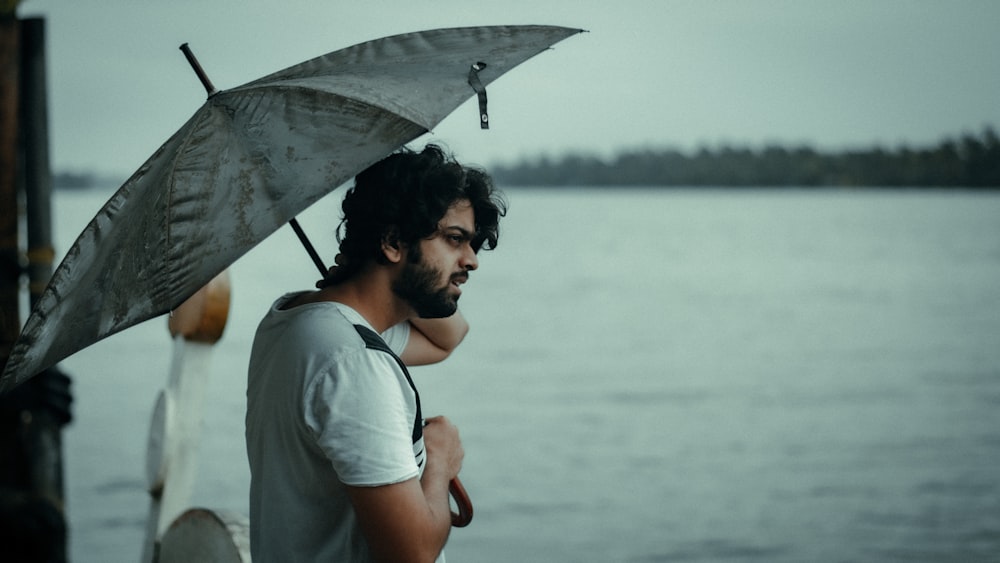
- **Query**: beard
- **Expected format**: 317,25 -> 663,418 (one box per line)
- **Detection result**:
392,258 -> 460,319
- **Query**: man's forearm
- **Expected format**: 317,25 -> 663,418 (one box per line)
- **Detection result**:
348,476 -> 452,563
410,310 -> 469,353
419,466 -> 455,548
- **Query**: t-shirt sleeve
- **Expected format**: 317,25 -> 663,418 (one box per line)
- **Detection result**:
303,349 -> 419,487
380,321 -> 410,356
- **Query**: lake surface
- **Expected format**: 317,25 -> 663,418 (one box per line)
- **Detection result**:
49,187 -> 1000,562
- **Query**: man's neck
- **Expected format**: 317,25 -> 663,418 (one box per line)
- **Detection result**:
306,268 -> 410,333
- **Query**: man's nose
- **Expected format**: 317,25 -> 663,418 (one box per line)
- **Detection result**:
461,244 -> 478,271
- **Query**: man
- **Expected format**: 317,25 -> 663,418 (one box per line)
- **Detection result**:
246,144 -> 506,562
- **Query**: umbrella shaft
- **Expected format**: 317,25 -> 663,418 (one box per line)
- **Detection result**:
289,218 -> 328,277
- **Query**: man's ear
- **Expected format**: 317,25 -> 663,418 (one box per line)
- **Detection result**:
381,230 -> 404,264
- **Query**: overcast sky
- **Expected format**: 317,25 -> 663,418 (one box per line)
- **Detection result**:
17,0 -> 1000,178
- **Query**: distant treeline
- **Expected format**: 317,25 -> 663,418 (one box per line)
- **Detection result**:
492,127 -> 1000,188
53,171 -> 98,189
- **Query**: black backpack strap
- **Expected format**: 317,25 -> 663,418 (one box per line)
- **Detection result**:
353,324 -> 423,443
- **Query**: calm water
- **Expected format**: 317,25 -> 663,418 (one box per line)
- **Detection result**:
51,187 -> 1000,562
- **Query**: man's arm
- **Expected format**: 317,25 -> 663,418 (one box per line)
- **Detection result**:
347,416 -> 463,562
400,311 -> 470,366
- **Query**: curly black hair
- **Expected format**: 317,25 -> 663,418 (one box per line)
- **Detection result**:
326,144 -> 507,284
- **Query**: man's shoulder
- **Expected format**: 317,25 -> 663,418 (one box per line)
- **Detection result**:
259,298 -> 364,349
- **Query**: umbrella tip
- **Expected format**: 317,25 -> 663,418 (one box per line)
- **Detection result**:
179,43 -> 219,97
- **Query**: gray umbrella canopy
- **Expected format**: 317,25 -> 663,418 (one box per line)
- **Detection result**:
1,25 -> 582,392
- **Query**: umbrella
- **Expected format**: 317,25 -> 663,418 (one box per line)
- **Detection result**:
0,25 -> 583,392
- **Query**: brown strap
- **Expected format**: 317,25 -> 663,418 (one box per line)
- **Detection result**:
467,62 -> 489,129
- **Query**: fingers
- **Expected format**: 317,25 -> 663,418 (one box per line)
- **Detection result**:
315,265 -> 339,288
316,254 -> 348,288
422,416 -> 463,478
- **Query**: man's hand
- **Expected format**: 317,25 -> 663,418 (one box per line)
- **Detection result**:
422,416 -> 464,481
347,416 -> 463,562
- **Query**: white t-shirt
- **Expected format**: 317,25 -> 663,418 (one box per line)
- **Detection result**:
246,293 -> 438,562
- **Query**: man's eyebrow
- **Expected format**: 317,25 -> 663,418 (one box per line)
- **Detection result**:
442,225 -> 475,238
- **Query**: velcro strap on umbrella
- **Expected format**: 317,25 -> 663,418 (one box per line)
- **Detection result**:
468,62 -> 489,129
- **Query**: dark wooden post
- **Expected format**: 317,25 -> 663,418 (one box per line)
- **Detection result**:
19,12 -> 71,509
0,5 -> 20,365
0,12 -> 71,563
21,17 -> 54,310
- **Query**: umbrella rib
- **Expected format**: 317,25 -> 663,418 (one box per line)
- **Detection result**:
225,82 -> 438,132
161,105 -> 214,308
